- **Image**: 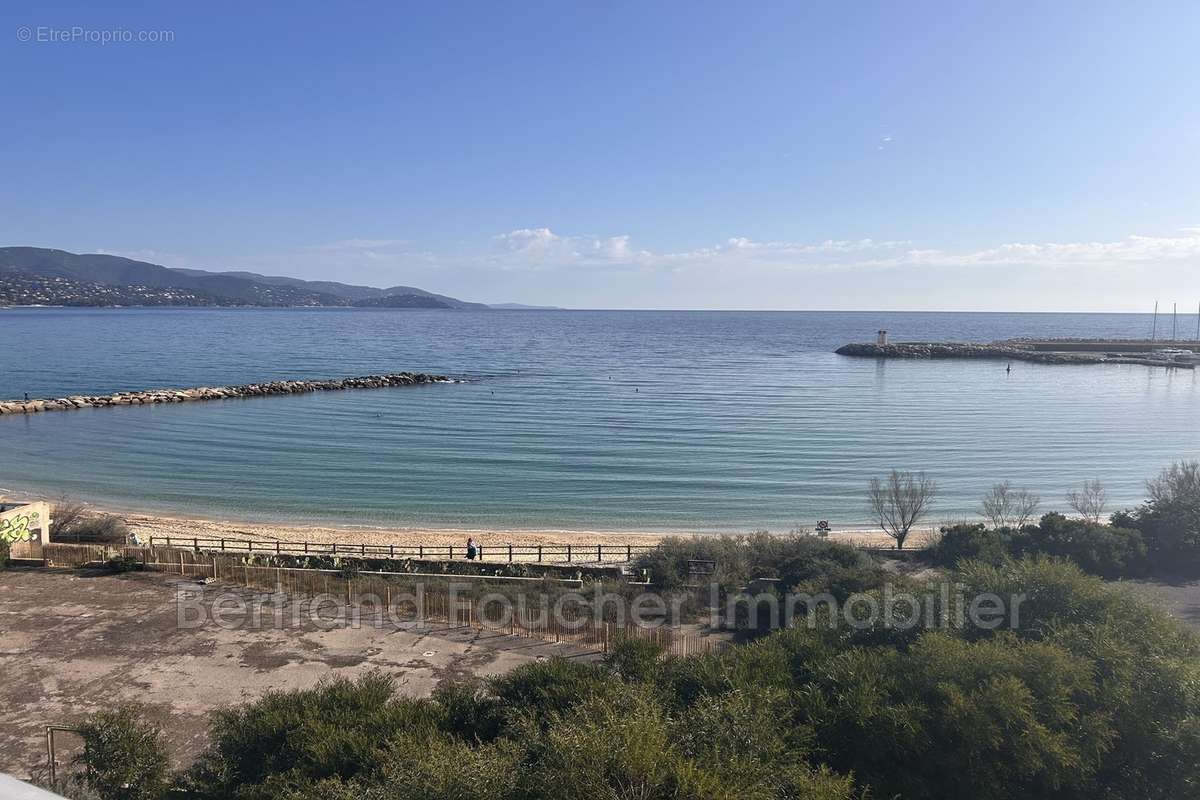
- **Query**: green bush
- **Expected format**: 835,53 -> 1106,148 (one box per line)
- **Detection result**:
185,672 -> 440,799
928,522 -> 1012,567
167,556 -> 1200,800
487,657 -> 615,721
430,678 -> 504,743
1010,513 -> 1146,578
602,634 -> 665,683
74,704 -> 169,800
1114,461 -> 1200,576
928,515 -> 1147,578
635,531 -> 874,594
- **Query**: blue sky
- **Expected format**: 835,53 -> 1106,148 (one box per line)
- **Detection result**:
2,1 -> 1198,309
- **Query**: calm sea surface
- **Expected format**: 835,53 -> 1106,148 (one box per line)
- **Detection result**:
1,309 -> 1196,532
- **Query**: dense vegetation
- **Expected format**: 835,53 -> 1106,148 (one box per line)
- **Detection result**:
60,557 -> 1200,800
634,531 -> 885,596
931,461 -> 1200,579
929,514 -> 1146,578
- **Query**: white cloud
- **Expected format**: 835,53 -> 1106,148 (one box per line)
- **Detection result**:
479,227 -> 1200,277
869,232 -> 1200,269
489,228 -> 652,270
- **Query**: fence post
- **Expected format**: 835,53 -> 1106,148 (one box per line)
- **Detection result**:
390,544 -> 395,558
567,544 -> 572,562
419,544 -> 424,559
276,541 -> 281,554
248,541 -> 253,553
508,544 -> 513,563
361,544 -> 366,556
597,544 -> 602,563
221,538 -> 226,552
304,541 -> 309,554
537,545 -> 543,562
332,543 -> 337,555
450,546 -> 454,559
627,544 -> 632,561
193,537 -> 199,551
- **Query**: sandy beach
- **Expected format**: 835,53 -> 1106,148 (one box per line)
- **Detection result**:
1,490 -> 936,551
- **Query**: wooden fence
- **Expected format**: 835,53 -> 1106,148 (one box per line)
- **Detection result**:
36,542 -> 716,657
147,535 -> 658,564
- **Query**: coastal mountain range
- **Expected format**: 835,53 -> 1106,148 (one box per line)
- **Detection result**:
0,247 -> 555,309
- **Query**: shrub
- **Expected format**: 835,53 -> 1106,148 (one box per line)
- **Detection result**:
602,634 -> 665,683
186,672 -> 440,799
1116,461 -> 1200,576
927,523 -> 1012,567
487,658 -> 614,721
634,532 -> 871,594
928,515 -> 1147,578
955,557 -> 1200,798
0,538 -> 10,570
1010,513 -> 1146,578
103,554 -> 142,573
74,704 -> 169,800
431,678 -> 504,743
51,500 -> 129,544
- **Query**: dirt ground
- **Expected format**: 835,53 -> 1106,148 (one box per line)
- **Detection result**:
0,568 -> 593,780
1122,577 -> 1200,632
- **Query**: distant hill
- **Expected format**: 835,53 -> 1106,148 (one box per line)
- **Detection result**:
0,247 -> 495,309
351,293 -> 453,309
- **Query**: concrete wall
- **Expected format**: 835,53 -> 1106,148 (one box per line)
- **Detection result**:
0,502 -> 52,557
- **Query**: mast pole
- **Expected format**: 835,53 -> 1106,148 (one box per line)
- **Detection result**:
1152,301 -> 1158,341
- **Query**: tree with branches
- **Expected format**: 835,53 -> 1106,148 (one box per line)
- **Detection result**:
980,481 -> 1040,529
1067,479 -> 1107,523
868,470 -> 937,550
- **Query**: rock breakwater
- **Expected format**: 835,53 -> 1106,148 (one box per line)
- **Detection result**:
834,342 -> 1190,368
0,373 -> 451,415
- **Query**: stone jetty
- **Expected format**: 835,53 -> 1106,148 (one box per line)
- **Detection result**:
0,373 -> 451,415
834,341 -> 1194,368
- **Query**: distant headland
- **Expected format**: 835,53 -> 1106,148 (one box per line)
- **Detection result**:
0,246 -> 556,309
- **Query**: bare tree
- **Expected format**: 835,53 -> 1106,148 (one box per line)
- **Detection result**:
980,481 -> 1041,529
49,497 -> 88,542
1146,461 -> 1200,505
868,470 -> 937,550
1066,479 -> 1107,523
49,497 -> 128,544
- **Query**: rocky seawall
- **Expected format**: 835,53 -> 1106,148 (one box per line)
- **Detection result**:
0,373 -> 451,415
834,342 -> 1191,368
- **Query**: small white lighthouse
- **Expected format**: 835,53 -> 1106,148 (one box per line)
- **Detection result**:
877,330 -> 888,345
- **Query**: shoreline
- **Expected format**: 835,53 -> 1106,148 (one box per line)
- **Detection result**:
0,490 -> 936,550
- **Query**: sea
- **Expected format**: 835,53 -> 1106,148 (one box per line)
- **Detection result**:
1,308 -> 1196,533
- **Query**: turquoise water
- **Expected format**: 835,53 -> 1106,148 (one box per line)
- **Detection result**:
1,308 -> 1197,532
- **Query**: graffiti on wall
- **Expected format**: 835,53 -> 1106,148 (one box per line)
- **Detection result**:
0,503 -> 49,544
